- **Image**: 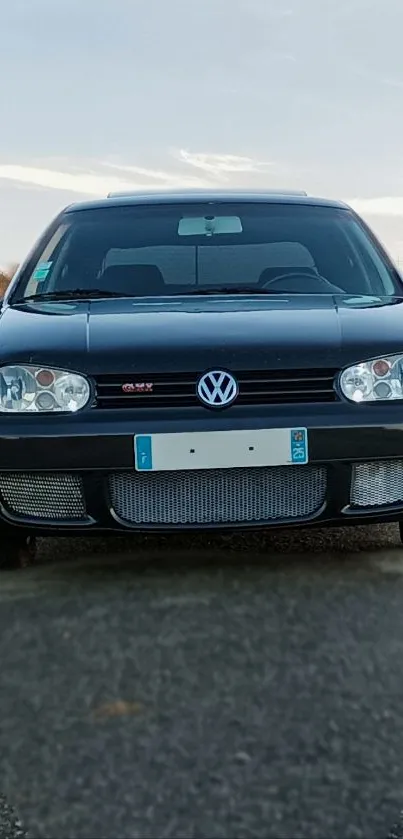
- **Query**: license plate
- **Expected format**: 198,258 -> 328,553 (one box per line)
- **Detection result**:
134,428 -> 308,471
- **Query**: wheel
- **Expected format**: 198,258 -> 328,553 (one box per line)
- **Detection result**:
399,521 -> 403,545
0,531 -> 37,570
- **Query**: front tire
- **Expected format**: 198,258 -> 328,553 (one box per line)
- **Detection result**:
399,521 -> 403,545
0,532 -> 37,570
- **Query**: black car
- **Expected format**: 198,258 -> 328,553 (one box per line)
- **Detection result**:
2,188 -> 403,567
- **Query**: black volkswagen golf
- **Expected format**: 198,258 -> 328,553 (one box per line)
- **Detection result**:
1,188 -> 403,567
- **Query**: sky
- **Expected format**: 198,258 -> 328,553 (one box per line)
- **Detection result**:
1,0 -> 403,266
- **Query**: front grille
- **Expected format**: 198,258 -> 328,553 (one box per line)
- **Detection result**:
0,473 -> 86,521
95,369 -> 338,409
350,460 -> 403,508
109,466 -> 327,525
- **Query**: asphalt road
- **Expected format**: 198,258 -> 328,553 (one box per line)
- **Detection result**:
2,525 -> 403,839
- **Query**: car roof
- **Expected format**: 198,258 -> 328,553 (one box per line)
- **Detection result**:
65,188 -> 350,213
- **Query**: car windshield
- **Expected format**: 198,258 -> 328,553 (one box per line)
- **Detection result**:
12,201 -> 401,301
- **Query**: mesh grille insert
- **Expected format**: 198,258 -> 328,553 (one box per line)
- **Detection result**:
109,466 -> 327,525
0,473 -> 86,520
350,460 -> 403,507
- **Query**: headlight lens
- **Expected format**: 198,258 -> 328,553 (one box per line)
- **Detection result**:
0,365 -> 91,413
339,355 -> 403,402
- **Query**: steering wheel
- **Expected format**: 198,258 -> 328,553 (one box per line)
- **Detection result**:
260,269 -> 344,294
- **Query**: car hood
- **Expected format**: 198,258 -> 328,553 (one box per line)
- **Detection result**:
2,294 -> 403,373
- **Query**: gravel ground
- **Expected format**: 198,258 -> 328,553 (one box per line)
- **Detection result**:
2,523 -> 403,839
0,796 -> 27,839
389,813 -> 403,839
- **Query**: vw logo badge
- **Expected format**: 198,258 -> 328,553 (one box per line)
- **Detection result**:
197,370 -> 238,408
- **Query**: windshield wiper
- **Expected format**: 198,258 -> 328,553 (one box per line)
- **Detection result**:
180,286 -> 273,295
14,289 -> 129,304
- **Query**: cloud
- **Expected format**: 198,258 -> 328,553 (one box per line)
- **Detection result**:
175,149 -> 277,179
350,65 -> 403,90
379,77 -> 403,90
0,164 -> 156,196
0,149 -> 285,196
4,163 -> 397,220
0,161 -> 211,197
102,161 -> 208,188
346,197 -> 403,217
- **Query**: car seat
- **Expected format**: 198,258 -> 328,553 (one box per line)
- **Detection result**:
98,264 -> 166,296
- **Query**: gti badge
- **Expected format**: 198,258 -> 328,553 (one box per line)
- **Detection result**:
122,382 -> 154,393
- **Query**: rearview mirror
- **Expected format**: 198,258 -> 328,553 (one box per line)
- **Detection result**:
178,216 -> 243,236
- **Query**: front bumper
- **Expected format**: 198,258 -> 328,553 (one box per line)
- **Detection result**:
1,403 -> 403,534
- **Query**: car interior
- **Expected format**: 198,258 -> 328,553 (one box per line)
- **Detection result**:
21,207 -> 399,299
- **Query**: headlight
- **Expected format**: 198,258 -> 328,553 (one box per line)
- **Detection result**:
339,354 -> 403,403
0,365 -> 91,413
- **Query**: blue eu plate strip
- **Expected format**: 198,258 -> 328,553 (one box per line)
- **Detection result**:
135,435 -> 153,470
290,428 -> 308,464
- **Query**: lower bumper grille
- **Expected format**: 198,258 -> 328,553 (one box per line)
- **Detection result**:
0,473 -> 86,521
109,466 -> 327,525
350,460 -> 403,508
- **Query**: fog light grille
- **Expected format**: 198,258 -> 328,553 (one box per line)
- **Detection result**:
0,473 -> 86,520
109,466 -> 327,526
350,460 -> 403,507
